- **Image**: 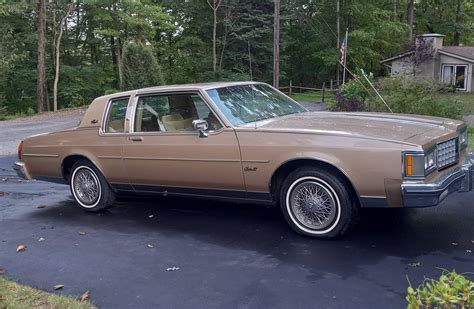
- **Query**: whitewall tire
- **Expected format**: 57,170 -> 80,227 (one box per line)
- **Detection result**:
69,160 -> 115,212
280,166 -> 358,238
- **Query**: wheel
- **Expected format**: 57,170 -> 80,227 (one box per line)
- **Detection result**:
69,160 -> 115,212
279,166 -> 358,238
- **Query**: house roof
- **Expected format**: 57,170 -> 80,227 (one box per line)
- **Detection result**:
380,51 -> 415,64
439,46 -> 474,62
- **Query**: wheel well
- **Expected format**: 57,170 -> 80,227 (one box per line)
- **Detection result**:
62,155 -> 91,182
270,159 -> 360,206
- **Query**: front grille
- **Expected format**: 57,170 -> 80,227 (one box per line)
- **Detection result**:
437,138 -> 459,169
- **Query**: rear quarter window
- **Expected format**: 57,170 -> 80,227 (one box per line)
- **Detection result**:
104,97 -> 129,133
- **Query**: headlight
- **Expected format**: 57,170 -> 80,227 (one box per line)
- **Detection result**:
403,148 -> 437,179
459,128 -> 468,149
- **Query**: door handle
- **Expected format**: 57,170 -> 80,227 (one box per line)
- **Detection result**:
128,136 -> 143,142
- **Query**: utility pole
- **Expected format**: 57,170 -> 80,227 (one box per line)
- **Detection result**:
336,0 -> 340,85
273,0 -> 280,88
453,0 -> 463,46
392,0 -> 397,22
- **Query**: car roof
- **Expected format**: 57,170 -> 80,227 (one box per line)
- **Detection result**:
99,81 -> 264,100
79,81 -> 266,128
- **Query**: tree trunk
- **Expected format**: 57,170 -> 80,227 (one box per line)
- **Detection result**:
392,0 -> 397,22
207,0 -> 222,75
407,0 -> 414,41
212,6 -> 217,73
273,0 -> 280,88
117,38 -> 123,89
36,0 -> 46,113
53,4 -> 74,112
453,0 -> 463,46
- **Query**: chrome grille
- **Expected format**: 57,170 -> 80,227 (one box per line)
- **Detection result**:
437,138 -> 458,169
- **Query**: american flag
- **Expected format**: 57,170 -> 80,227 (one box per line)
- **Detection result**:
340,31 -> 348,65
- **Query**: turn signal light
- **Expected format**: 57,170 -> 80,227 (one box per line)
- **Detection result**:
405,154 -> 413,177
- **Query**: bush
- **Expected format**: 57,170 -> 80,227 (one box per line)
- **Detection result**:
331,70 -> 373,112
122,42 -> 164,91
369,77 -> 462,119
406,270 -> 474,308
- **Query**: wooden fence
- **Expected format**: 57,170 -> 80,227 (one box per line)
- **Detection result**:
279,80 -> 339,103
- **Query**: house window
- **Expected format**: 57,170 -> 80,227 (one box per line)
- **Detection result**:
441,64 -> 468,91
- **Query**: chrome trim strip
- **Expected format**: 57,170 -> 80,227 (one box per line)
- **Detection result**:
243,160 -> 271,163
97,156 -> 122,160
122,156 -> 240,163
13,161 -> 31,180
23,153 -> 59,158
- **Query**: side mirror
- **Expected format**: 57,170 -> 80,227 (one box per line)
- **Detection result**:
192,119 -> 209,138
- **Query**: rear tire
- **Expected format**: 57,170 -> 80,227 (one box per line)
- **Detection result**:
279,166 -> 358,238
69,160 -> 115,212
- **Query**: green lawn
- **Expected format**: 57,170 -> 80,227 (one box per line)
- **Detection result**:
0,277 -> 95,309
290,91 -> 336,106
469,128 -> 474,150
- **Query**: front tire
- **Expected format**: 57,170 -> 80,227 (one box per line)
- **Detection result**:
70,160 -> 115,212
280,166 -> 358,238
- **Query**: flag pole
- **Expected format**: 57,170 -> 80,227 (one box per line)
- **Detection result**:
342,28 -> 348,85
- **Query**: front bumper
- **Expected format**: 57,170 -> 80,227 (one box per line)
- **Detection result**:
402,154 -> 474,207
13,161 -> 32,180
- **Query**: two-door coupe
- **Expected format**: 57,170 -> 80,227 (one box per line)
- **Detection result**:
14,82 -> 473,238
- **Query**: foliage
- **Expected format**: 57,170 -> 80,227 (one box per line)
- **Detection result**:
330,71 -> 374,112
121,42 -> 163,91
406,270 -> 474,308
0,0 -> 473,116
369,77 -> 463,119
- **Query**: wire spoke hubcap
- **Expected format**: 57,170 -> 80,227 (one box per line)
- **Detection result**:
73,168 -> 100,206
289,180 -> 337,230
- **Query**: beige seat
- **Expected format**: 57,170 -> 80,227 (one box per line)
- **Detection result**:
108,119 -> 125,132
162,114 -> 186,131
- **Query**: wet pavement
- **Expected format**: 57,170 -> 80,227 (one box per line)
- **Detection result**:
0,155 -> 473,308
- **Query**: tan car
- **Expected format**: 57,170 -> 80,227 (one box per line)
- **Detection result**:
14,82 -> 473,238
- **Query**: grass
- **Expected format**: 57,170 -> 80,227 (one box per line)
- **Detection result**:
290,91 -> 336,106
0,276 -> 95,309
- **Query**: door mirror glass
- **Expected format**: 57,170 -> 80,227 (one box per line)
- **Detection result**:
192,119 -> 209,137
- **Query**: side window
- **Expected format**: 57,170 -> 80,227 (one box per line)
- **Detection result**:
105,98 -> 129,133
134,94 -> 222,132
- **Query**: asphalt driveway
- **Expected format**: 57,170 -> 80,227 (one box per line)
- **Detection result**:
0,155 -> 473,308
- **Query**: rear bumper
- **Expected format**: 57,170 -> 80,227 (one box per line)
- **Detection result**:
13,161 -> 32,180
401,154 -> 473,207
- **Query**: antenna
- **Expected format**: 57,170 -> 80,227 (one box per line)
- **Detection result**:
248,41 -> 253,81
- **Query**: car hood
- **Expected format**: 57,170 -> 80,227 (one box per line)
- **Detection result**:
240,112 -> 465,146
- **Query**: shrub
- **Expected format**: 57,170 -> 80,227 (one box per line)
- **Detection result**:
331,70 -> 373,112
122,42 -> 164,91
369,77 -> 462,119
406,270 -> 474,308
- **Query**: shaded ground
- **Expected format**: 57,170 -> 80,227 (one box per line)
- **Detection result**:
0,156 -> 473,308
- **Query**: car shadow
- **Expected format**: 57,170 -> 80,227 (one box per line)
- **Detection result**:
27,193 -> 474,281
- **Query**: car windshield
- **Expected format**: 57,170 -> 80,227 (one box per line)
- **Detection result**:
206,84 -> 306,126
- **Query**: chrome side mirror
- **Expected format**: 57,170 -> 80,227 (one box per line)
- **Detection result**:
192,119 -> 209,138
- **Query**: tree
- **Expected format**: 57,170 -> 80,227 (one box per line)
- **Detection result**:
121,42 -> 163,91
36,0 -> 46,113
207,0 -> 223,74
453,0 -> 463,46
407,0 -> 414,41
273,0 -> 280,88
51,1 -> 74,112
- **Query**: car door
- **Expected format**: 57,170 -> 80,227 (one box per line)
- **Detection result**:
122,91 -> 245,196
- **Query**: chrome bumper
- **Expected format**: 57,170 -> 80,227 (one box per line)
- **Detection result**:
13,161 -> 32,180
401,154 -> 474,207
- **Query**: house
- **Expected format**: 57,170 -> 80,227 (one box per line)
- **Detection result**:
381,34 -> 474,92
